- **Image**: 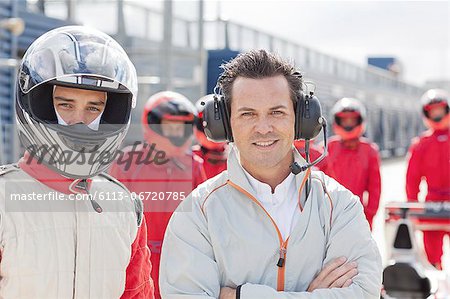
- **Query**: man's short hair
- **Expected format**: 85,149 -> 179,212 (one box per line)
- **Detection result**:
218,49 -> 303,109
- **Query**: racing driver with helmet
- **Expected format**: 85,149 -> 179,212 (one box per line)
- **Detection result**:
0,26 -> 153,298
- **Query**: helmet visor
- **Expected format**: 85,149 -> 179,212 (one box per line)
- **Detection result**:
18,26 -> 137,100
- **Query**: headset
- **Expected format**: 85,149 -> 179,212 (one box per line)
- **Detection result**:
203,72 -> 325,135
203,90 -> 326,142
201,72 -> 328,199
203,74 -> 327,141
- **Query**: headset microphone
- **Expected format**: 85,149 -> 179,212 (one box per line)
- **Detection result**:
290,118 -> 328,175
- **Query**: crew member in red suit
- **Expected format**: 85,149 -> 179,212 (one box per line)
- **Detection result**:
110,91 -> 207,298
193,94 -> 228,179
406,89 -> 450,270
327,97 -> 381,230
294,139 -> 333,175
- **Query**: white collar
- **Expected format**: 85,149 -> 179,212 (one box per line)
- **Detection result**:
242,167 -> 295,206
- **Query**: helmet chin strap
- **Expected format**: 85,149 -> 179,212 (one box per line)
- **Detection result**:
55,108 -> 104,131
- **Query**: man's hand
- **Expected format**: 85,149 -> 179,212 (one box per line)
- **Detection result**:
307,256 -> 358,292
219,287 -> 236,299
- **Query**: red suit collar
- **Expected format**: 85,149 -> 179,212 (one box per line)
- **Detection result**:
18,151 -> 92,195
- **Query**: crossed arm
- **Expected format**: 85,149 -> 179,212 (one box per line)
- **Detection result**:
220,256 -> 358,298
160,180 -> 382,299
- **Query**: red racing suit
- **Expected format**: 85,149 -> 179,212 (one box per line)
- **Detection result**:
109,143 -> 207,298
294,140 -> 334,176
326,137 -> 381,229
192,144 -> 227,179
406,128 -> 450,266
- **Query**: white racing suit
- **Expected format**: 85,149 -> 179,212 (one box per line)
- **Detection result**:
0,154 -> 153,298
160,146 -> 382,298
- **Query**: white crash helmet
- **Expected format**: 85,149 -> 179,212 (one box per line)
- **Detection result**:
331,97 -> 367,140
16,25 -> 138,178
420,89 -> 449,118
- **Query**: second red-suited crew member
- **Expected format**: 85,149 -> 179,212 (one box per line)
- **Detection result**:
327,98 -> 381,230
193,94 -> 228,179
109,91 -> 207,298
406,89 -> 450,270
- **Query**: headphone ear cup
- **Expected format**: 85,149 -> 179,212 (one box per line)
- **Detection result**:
202,96 -> 232,142
295,93 -> 305,140
296,94 -> 323,140
219,98 -> 233,142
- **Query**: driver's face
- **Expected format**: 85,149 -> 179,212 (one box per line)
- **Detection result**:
161,119 -> 185,138
53,86 -> 107,125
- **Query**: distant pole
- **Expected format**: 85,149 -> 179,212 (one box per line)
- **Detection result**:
10,1 -> 21,163
224,20 -> 229,49
198,0 -> 206,96
37,0 -> 45,14
117,0 -> 126,44
66,0 -> 76,21
216,0 -> 221,20
162,0 -> 173,90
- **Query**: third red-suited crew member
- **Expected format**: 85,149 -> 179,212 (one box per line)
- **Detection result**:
406,89 -> 450,270
327,98 -> 381,230
110,91 -> 207,298
193,94 -> 228,179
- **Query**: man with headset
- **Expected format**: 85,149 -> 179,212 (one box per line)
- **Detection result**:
160,50 -> 381,298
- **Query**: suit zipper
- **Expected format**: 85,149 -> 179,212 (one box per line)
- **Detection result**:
227,181 -> 289,291
227,169 -> 310,291
72,199 -> 78,298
